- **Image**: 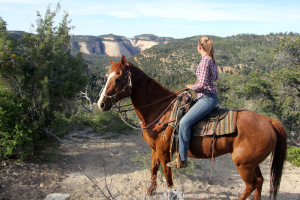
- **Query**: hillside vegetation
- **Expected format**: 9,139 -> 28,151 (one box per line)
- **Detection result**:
127,33 -> 299,136
126,34 -> 286,88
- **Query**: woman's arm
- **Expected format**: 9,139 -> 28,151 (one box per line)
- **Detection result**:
191,57 -> 210,91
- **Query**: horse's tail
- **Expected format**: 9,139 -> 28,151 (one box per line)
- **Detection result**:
269,118 -> 287,200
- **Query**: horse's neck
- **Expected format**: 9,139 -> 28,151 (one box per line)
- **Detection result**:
129,67 -> 176,123
131,88 -> 175,123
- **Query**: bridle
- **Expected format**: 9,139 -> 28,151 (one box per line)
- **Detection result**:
99,67 -> 132,107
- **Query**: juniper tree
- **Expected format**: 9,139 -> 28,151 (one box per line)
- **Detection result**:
0,4 -> 87,158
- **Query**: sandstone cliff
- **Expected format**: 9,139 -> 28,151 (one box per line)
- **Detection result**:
130,34 -> 173,51
70,34 -> 173,57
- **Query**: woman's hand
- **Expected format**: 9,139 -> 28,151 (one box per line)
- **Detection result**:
186,84 -> 193,90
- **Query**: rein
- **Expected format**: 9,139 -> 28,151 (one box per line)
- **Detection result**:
115,91 -> 179,113
114,89 -> 189,130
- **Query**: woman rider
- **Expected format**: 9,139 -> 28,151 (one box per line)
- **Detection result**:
167,36 -> 219,168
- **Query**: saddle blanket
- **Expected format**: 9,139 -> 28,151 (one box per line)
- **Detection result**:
192,110 -> 238,136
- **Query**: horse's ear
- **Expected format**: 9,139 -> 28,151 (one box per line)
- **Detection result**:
110,59 -> 115,65
121,55 -> 126,66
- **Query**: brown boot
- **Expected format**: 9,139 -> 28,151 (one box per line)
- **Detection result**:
166,159 -> 178,168
166,159 -> 187,168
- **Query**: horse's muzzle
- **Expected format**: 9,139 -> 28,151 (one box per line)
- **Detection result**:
98,100 -> 112,111
100,102 -> 105,110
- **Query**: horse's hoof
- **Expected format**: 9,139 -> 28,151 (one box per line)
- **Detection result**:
147,186 -> 156,195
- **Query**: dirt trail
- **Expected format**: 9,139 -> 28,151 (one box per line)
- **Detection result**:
1,129 -> 299,200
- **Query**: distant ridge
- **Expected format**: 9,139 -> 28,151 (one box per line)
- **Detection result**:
70,34 -> 174,57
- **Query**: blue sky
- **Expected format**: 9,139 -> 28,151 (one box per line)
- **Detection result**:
1,0 -> 300,38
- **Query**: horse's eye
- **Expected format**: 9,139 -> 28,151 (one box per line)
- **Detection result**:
115,78 -> 121,83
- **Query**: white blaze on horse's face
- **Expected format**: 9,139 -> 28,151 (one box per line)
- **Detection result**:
98,55 -> 130,111
98,71 -> 116,111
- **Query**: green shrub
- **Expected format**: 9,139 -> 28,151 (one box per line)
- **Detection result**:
69,110 -> 133,134
287,146 -> 300,167
48,112 -> 71,137
0,88 -> 42,159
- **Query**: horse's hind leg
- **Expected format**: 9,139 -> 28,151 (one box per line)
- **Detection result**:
237,165 -> 263,200
253,166 -> 264,200
236,166 -> 257,200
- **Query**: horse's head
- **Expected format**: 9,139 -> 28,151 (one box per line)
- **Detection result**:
98,55 -> 132,111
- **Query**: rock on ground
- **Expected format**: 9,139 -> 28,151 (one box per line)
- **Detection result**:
44,193 -> 70,200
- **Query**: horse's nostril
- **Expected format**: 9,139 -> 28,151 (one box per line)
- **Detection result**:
100,103 -> 105,109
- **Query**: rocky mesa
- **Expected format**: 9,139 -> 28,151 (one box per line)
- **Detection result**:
70,34 -> 173,57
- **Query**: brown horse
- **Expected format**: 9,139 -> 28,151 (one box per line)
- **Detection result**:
98,55 -> 287,200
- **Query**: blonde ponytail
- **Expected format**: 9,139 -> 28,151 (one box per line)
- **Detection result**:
199,36 -> 216,64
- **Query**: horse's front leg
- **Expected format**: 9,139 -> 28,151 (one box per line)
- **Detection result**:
148,149 -> 160,194
158,150 -> 174,188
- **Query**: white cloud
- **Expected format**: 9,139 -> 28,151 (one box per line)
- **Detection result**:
2,0 -> 300,37
2,0 -> 300,23
65,0 -> 300,23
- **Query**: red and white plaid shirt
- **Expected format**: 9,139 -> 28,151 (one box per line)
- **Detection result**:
192,54 -> 218,98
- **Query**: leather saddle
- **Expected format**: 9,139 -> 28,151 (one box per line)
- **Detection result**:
172,95 -> 237,137
192,107 -> 237,136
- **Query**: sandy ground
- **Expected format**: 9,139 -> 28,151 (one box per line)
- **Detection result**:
1,129 -> 299,200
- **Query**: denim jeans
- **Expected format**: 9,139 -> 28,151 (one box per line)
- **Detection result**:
179,93 -> 218,161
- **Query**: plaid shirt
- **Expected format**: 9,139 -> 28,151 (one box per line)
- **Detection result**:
192,54 -> 218,98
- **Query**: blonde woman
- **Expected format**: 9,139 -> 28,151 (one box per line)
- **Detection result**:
167,36 -> 219,168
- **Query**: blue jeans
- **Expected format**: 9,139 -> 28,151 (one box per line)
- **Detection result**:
179,93 -> 218,161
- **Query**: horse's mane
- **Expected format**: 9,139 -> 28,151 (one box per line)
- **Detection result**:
127,62 -> 174,95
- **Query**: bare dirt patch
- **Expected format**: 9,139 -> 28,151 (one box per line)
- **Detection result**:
1,129 -> 299,200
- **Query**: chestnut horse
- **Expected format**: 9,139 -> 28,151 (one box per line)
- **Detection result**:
98,55 -> 287,200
